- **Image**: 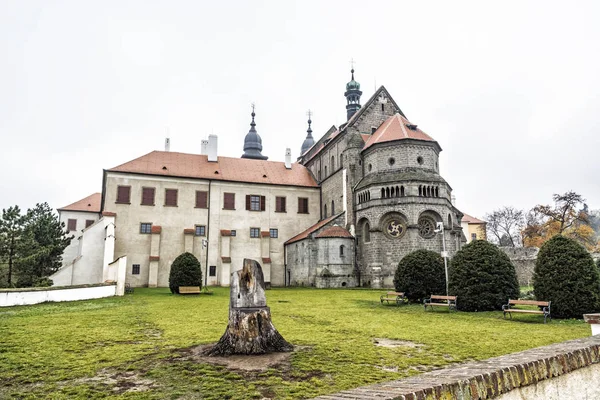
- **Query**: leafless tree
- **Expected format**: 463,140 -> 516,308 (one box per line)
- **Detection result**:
484,206 -> 525,247
533,191 -> 588,234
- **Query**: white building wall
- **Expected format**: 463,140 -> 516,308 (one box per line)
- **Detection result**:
58,210 -> 100,267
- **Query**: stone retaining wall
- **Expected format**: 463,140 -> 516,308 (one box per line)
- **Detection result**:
314,335 -> 600,399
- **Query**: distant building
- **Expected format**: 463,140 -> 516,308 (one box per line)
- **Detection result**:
54,68 -> 474,289
460,213 -> 487,243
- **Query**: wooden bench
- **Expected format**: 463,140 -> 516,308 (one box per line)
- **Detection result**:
424,295 -> 457,311
380,291 -> 407,306
179,286 -> 201,295
502,299 -> 551,323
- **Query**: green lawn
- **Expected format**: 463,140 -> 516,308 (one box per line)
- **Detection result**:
0,287 -> 590,399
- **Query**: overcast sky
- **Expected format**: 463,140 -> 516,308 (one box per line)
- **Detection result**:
1,1 -> 599,219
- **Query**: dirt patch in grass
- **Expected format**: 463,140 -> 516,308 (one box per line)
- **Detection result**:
182,344 -> 295,372
373,338 -> 423,348
74,369 -> 156,394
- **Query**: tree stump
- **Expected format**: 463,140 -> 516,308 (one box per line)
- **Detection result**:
205,259 -> 292,356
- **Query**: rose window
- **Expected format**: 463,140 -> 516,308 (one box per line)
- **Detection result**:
385,219 -> 406,239
418,217 -> 436,239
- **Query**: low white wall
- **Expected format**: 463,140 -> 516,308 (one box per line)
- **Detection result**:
0,284 -> 116,307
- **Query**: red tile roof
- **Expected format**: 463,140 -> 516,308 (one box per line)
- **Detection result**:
58,193 -> 101,213
462,213 -> 486,224
363,113 -> 436,150
284,213 -> 342,245
108,151 -> 318,188
316,226 -> 353,239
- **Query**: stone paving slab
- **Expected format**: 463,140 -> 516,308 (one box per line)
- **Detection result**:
312,335 -> 600,400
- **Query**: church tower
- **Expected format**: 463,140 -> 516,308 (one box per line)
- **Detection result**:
344,68 -> 362,120
300,110 -> 315,155
242,106 -> 268,160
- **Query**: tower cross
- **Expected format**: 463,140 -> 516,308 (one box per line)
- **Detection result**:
307,109 -> 312,120
350,58 -> 355,70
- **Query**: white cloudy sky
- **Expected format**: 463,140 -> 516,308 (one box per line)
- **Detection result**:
1,1 -> 599,219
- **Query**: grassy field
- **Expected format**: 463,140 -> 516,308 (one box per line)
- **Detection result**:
0,287 -> 590,399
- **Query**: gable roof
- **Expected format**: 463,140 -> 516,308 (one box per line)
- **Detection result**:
58,193 -> 102,213
363,113 -> 436,150
461,213 -> 486,224
284,212 -> 344,245
316,225 -> 353,239
340,85 -> 406,130
107,151 -> 318,188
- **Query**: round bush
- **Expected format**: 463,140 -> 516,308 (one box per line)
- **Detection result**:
169,252 -> 202,294
533,235 -> 600,319
394,249 -> 446,302
448,240 -> 520,311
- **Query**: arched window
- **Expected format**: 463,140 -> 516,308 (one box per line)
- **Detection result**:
324,204 -> 327,218
381,188 -> 385,198
331,200 -> 335,215
401,186 -> 405,196
435,187 -> 439,197
364,222 -> 371,243
324,166 -> 328,178
318,170 -> 321,181
386,187 -> 390,198
390,187 -> 395,197
418,186 -> 422,196
339,245 -> 345,256
395,186 -> 399,197
448,214 -> 452,227
368,191 -> 370,200
331,155 -> 335,170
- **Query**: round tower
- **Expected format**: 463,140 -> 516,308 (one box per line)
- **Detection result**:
344,68 -> 362,120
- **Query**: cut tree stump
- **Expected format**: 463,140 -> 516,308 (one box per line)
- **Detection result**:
205,258 -> 292,356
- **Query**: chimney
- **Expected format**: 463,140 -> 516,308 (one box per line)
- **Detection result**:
284,148 -> 292,169
200,139 -> 209,155
165,138 -> 171,152
207,134 -> 218,162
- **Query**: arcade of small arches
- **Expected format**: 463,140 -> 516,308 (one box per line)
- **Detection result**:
419,185 -> 439,198
381,185 -> 405,199
357,191 -> 370,204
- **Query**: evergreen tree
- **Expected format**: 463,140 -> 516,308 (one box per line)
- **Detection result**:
0,206 -> 27,287
394,249 -> 446,302
15,203 -> 71,287
169,252 -> 202,294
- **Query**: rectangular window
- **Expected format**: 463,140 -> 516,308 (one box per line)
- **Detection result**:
223,193 -> 235,210
269,228 -> 278,238
246,195 -> 265,211
67,219 -> 77,231
195,191 -> 208,208
165,189 -> 178,207
141,187 -> 155,206
250,227 -> 260,238
209,265 -> 216,277
230,230 -> 236,237
132,264 -> 140,275
116,185 -> 131,204
298,197 -> 309,214
471,233 -> 477,241
140,223 -> 152,234
195,225 -> 206,236
275,196 -> 286,213
85,219 -> 94,228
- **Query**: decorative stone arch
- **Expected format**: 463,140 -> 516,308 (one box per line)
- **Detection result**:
379,212 -> 409,240
357,217 -> 371,243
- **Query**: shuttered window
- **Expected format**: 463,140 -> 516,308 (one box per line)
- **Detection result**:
246,195 -> 266,211
85,219 -> 94,228
275,196 -> 286,212
223,193 -> 235,210
298,197 -> 309,214
67,219 -> 77,231
165,189 -> 178,207
116,186 -> 131,204
141,187 -> 155,206
195,191 -> 208,208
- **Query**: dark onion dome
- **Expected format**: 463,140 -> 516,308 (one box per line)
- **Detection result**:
300,115 -> 315,155
346,69 -> 361,90
242,108 -> 268,160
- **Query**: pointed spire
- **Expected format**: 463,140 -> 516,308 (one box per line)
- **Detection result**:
242,104 -> 268,160
301,109 -> 316,155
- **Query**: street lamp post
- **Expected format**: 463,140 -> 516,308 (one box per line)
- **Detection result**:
435,222 -> 449,296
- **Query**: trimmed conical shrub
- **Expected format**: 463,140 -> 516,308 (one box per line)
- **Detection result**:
394,249 -> 446,303
533,235 -> 600,319
448,240 -> 520,311
169,252 -> 202,294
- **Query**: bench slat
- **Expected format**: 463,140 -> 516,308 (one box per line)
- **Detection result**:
430,295 -> 457,300
506,309 -> 545,314
179,286 -> 201,294
508,299 -> 550,307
